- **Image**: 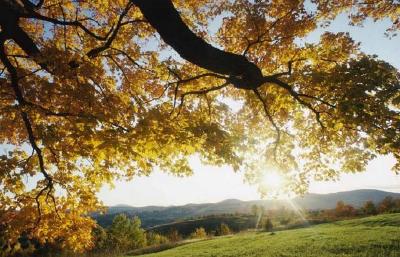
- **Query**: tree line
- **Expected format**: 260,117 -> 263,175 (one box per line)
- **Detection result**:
312,196 -> 400,220
0,213 -> 234,257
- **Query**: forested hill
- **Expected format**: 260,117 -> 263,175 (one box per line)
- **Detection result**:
94,189 -> 400,228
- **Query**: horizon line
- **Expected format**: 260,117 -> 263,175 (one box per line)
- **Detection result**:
106,188 -> 400,208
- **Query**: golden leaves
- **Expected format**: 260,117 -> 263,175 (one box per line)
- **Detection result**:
1,0 -> 399,252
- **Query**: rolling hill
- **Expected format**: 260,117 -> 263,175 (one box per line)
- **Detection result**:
124,213 -> 400,257
94,189 -> 400,228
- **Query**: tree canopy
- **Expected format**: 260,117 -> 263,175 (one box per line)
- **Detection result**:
0,0 -> 399,251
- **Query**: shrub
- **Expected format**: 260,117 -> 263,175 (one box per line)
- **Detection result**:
190,227 -> 207,239
216,223 -> 231,236
146,232 -> 169,246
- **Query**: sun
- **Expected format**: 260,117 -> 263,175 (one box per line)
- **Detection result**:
262,170 -> 284,190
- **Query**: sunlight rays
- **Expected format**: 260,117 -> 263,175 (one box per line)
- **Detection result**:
257,168 -> 292,199
285,198 -> 309,224
262,171 -> 284,191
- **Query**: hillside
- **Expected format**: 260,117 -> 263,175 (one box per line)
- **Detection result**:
125,213 -> 400,257
95,189 -> 400,228
148,214 -> 256,237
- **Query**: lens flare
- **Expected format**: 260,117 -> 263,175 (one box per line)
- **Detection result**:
262,170 -> 284,190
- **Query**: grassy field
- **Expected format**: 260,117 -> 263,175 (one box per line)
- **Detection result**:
126,213 -> 400,257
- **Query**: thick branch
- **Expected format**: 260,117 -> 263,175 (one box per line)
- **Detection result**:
21,0 -> 44,10
0,36 -> 55,225
132,0 -> 264,90
0,10 -> 41,57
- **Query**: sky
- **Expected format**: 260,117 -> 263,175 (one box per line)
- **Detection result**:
98,14 -> 400,207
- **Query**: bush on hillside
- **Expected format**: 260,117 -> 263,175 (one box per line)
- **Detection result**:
190,227 -> 208,239
216,223 -> 231,236
146,232 -> 169,246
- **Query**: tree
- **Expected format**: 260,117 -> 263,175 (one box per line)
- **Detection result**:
167,228 -> 181,242
334,201 -> 356,218
0,0 -> 399,251
279,217 -> 290,226
362,200 -> 377,215
251,204 -> 265,217
251,204 -> 259,217
190,227 -> 207,239
263,218 -> 273,232
107,214 -> 146,252
395,198 -> 400,211
91,225 -> 108,251
217,223 -> 231,236
146,231 -> 169,246
378,196 -> 396,213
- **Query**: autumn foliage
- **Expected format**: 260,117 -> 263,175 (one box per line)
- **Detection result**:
0,0 -> 399,252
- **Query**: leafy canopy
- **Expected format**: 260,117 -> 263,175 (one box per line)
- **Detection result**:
0,0 -> 399,251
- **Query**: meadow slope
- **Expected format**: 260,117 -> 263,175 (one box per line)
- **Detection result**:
129,213 -> 400,257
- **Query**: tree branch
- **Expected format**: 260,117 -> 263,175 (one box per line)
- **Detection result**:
132,0 -> 264,90
253,88 -> 281,160
0,36 -> 55,225
173,82 -> 229,116
25,11 -> 112,41
25,100 -> 131,133
263,76 -> 326,128
87,2 -> 136,57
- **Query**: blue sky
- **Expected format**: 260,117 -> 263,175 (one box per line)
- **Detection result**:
98,14 -> 400,207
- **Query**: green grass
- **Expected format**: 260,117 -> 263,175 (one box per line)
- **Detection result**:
126,213 -> 400,257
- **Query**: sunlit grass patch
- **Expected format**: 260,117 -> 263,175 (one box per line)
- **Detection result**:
126,213 -> 400,257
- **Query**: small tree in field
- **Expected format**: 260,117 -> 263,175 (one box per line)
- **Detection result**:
263,218 -> 273,232
363,201 -> 377,215
167,229 -> 182,242
217,223 -> 231,236
335,201 -> 356,217
395,199 -> 400,211
378,197 -> 396,213
251,205 -> 259,217
190,227 -> 208,239
279,217 -> 291,226
107,214 -> 147,252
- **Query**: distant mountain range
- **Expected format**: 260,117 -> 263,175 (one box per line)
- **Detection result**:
94,189 -> 400,228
